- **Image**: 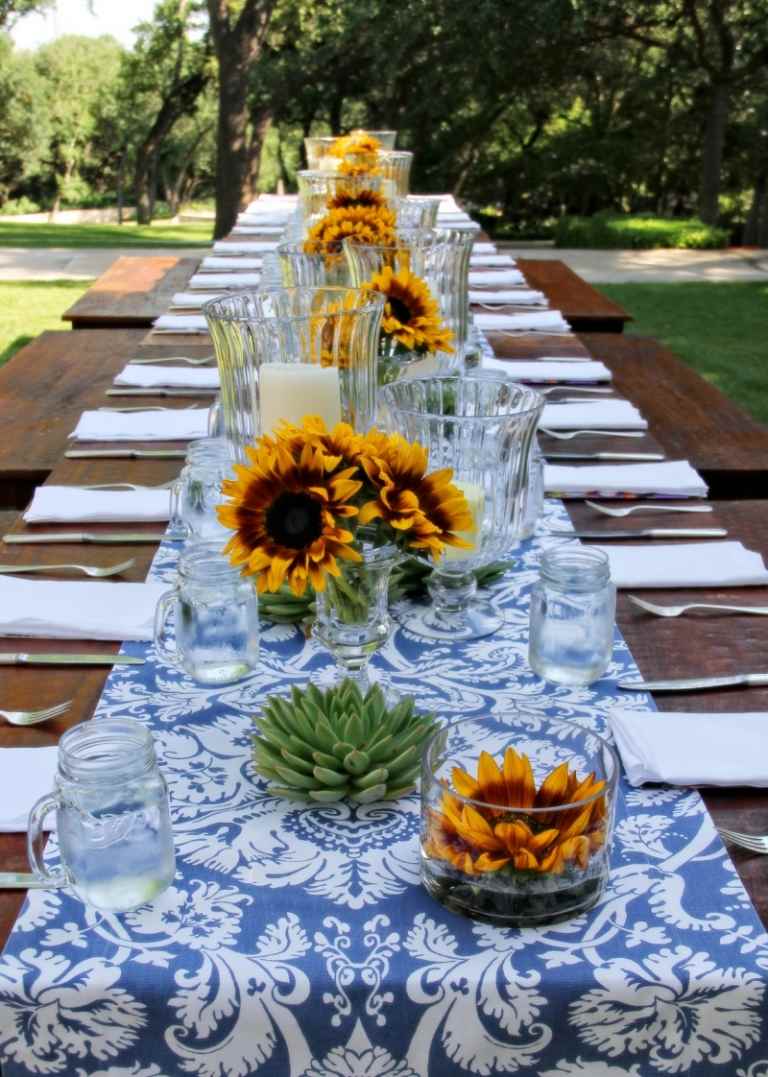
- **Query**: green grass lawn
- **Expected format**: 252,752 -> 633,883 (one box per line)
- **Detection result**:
0,280 -> 93,364
0,220 -> 213,248
597,282 -> 768,425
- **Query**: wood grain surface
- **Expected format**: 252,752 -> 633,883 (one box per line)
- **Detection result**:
62,257 -> 200,328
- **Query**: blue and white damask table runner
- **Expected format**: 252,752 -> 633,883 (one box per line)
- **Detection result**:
1,494 -> 766,1077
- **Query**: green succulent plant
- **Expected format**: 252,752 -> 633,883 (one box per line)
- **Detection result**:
253,680 -> 437,803
257,558 -> 513,625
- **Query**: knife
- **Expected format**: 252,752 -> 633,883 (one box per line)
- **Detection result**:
106,388 -> 218,397
544,452 -> 665,461
66,449 -> 187,459
0,873 -> 58,889
618,673 -> 768,692
0,653 -> 145,666
3,532 -> 167,544
548,528 -> 728,539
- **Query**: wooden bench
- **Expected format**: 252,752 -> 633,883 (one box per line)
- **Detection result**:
62,256 -> 200,329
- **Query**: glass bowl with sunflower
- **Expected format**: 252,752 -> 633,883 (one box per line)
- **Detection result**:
421,712 -> 618,925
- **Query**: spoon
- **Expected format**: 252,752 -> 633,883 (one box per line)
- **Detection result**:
540,428 -> 645,439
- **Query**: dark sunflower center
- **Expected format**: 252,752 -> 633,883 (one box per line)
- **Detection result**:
265,492 -> 323,549
388,295 -> 414,325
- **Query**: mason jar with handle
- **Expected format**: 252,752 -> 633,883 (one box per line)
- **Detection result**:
27,718 -> 175,913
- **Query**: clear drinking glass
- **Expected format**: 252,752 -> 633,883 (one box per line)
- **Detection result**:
395,196 -> 440,230
168,459 -> 232,542
421,711 -> 618,925
154,540 -> 260,685
276,241 -> 352,287
379,150 -> 413,196
203,287 -> 385,459
27,718 -> 175,913
304,131 -> 397,169
381,376 -> 544,639
528,545 -> 616,685
297,170 -> 394,222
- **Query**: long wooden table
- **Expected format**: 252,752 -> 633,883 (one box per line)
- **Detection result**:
62,256 -> 200,329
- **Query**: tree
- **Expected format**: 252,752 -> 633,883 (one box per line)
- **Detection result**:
206,0 -> 277,238
122,0 -> 211,224
0,0 -> 52,28
34,35 -> 123,212
0,35 -> 49,204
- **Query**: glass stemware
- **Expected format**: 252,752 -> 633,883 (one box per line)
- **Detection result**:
380,376 -> 544,640
276,241 -> 353,288
304,131 -> 398,169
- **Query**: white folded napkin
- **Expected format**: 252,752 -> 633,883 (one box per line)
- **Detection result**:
232,225 -> 285,235
237,213 -> 292,225
469,269 -> 525,286
481,359 -> 611,382
470,254 -> 517,267
200,257 -> 263,271
71,408 -> 209,442
170,292 -> 222,309
115,364 -> 219,389
475,311 -> 571,333
541,400 -> 647,430
611,711 -> 768,787
153,314 -> 208,334
470,289 -> 547,306
212,241 -> 279,254
544,459 -> 705,498
23,485 -> 171,523
472,243 -> 497,253
0,576 -> 168,641
590,541 -> 768,589
440,220 -> 481,231
437,211 -> 472,220
189,272 -> 261,290
0,746 -> 59,832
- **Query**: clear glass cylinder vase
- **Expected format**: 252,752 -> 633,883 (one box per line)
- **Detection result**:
276,241 -> 352,287
203,287 -> 384,460
304,131 -> 397,169
297,170 -> 394,223
313,542 -> 400,694
380,375 -> 544,640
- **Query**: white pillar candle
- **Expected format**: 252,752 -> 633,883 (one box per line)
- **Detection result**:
259,362 -> 342,435
444,479 -> 485,562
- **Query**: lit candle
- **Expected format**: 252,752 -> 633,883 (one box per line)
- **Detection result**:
259,362 -> 342,435
444,479 -> 485,562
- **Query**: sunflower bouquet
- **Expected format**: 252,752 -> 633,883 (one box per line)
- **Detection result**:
303,186 -> 397,259
217,415 -> 473,604
362,264 -> 454,379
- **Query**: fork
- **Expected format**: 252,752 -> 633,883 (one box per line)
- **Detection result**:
0,701 -> 72,726
586,500 -> 714,517
539,428 -> 644,439
537,386 -> 614,396
128,356 -> 213,365
0,559 -> 135,578
717,828 -> 768,854
81,482 -> 175,491
627,595 -> 768,618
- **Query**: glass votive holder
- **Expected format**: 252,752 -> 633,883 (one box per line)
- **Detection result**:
421,712 -> 618,926
528,545 -> 616,685
27,719 -> 175,913
154,540 -> 260,685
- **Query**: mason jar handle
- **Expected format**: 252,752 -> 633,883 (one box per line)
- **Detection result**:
167,480 -> 189,541
153,589 -> 181,669
27,793 -> 68,888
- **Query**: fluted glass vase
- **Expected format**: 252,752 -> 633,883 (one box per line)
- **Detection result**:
203,287 -> 384,461
276,242 -> 352,287
313,541 -> 400,694
304,131 -> 397,169
380,376 -> 544,640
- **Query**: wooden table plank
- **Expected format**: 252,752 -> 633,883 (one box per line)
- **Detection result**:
516,259 -> 630,333
579,333 -> 768,496
62,256 -> 200,329
0,331 -> 213,508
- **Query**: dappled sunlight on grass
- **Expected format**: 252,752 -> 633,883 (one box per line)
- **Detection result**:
0,279 -> 93,366
0,220 -> 212,249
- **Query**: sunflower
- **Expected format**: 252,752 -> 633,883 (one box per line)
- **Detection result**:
217,436 -> 363,596
329,131 -> 382,157
358,432 -> 473,558
338,155 -> 382,177
424,748 -> 607,877
362,266 -> 454,355
303,204 -> 397,256
327,187 -> 388,212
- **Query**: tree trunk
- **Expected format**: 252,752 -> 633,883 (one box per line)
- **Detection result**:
242,107 -> 271,205
698,81 -> 729,225
208,1 -> 275,240
743,171 -> 767,246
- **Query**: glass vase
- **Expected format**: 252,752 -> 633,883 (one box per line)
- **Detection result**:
380,375 -> 544,640
276,241 -> 352,287
313,542 -> 400,694
296,170 -> 394,224
203,287 -> 384,461
421,712 -> 618,926
304,131 -> 397,169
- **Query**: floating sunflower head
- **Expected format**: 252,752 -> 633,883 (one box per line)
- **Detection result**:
327,187 -> 388,213
329,131 -> 382,158
362,265 -> 454,355
218,433 -> 363,596
424,748 -> 607,876
358,432 -> 473,558
303,204 -> 397,256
